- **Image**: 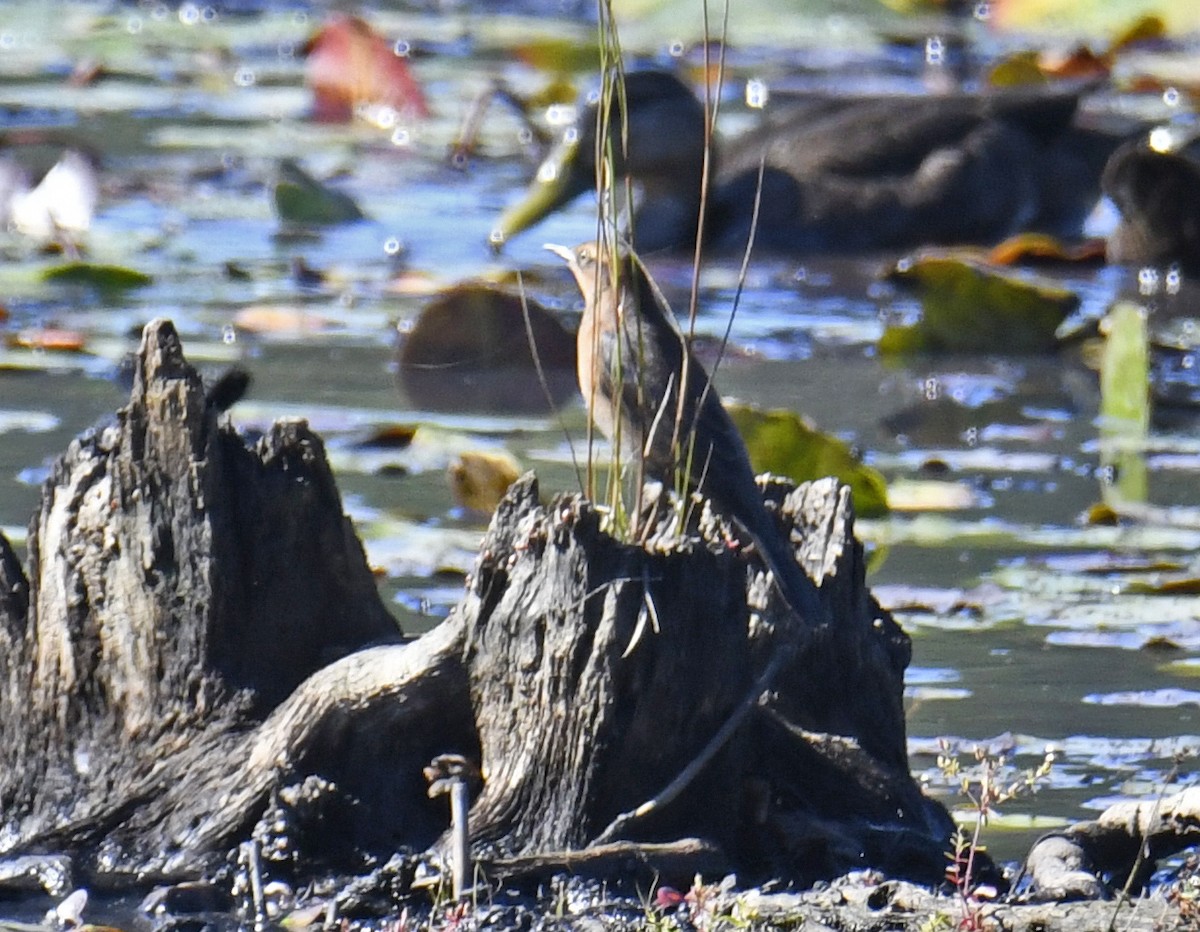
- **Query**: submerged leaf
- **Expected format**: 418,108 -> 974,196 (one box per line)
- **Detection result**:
882,254 -> 1079,354
726,403 -> 889,518
513,38 -> 598,75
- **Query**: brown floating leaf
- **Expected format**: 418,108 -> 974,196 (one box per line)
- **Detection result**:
1084,501 -> 1120,526
303,13 -> 429,123
1109,13 -> 1167,54
1036,45 -> 1111,81
1141,635 -> 1182,652
881,253 -> 1080,354
355,425 -> 418,450
1128,578 -> 1200,597
988,233 -> 1107,267
9,327 -> 86,352
397,282 -> 576,414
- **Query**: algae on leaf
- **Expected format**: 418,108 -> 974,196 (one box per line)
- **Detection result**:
880,254 -> 1079,355
727,402 -> 888,518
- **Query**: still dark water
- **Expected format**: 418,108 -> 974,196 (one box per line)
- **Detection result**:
1,0 -> 1199,898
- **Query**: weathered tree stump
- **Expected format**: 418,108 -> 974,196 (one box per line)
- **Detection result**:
0,317 -> 950,897
0,319 -> 404,875
449,473 -> 952,887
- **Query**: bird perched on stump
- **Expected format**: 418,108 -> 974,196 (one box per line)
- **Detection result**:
547,240 -> 823,628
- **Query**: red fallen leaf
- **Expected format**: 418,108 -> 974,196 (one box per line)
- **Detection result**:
303,13 -> 429,124
9,327 -> 86,352
654,887 -> 685,908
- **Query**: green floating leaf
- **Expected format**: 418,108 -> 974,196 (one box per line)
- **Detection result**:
273,159 -> 365,226
727,403 -> 889,518
881,254 -> 1079,354
1100,302 -> 1150,429
41,262 -> 152,290
1099,302 -> 1149,507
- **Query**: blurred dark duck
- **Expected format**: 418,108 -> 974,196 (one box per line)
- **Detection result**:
547,240 -> 823,627
1101,137 -> 1200,275
494,70 -> 1114,255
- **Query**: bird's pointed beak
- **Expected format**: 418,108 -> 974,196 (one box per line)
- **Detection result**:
543,243 -> 574,264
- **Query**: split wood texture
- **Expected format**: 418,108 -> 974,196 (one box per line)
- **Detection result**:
1,319 -> 1188,906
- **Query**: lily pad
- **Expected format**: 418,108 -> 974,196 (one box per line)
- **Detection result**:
272,159 -> 366,226
40,261 -> 152,290
881,254 -> 1079,355
726,403 -> 888,518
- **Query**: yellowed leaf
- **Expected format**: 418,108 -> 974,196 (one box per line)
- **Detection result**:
726,403 -> 888,518
882,254 -> 1079,354
448,450 -> 522,514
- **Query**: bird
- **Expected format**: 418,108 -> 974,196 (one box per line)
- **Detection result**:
1101,137 -> 1200,275
547,239 -> 823,628
495,70 -> 1115,256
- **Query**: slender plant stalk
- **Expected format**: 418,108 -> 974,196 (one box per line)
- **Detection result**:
515,270 -> 586,494
587,0 -> 762,546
